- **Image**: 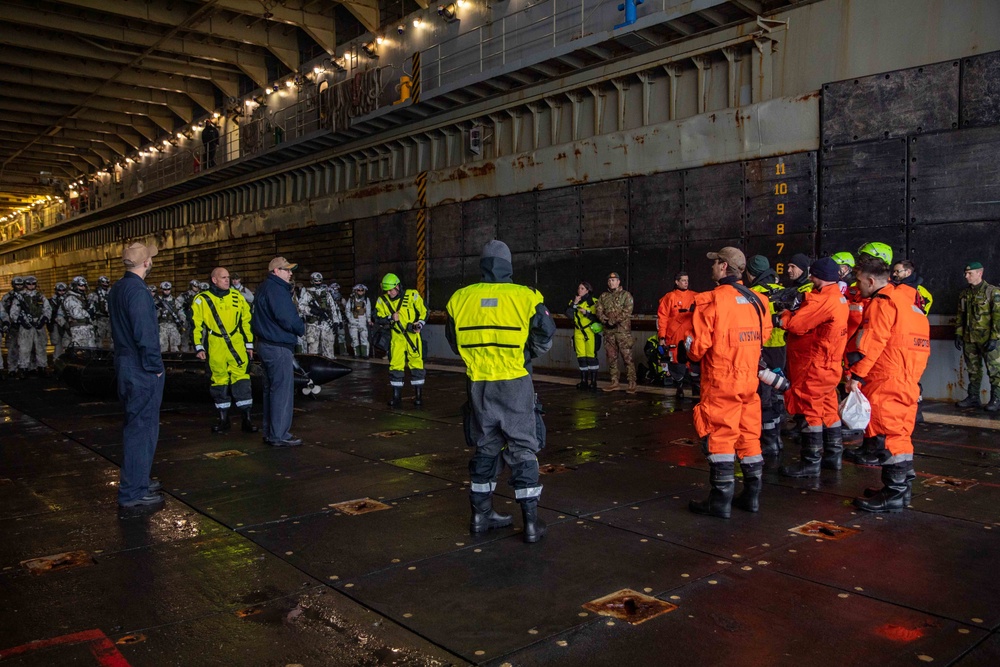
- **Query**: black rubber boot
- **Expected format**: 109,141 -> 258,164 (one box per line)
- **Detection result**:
844,435 -> 884,466
241,409 -> 258,433
956,393 -> 981,409
760,428 -> 782,457
587,370 -> 598,391
985,388 -> 1000,413
781,414 -> 806,438
211,409 -> 230,433
519,499 -> 547,543
414,386 -> 423,406
469,494 -> 513,534
388,386 -> 402,408
854,462 -> 911,512
688,461 -> 735,519
733,461 -> 763,513
864,465 -> 916,505
576,371 -> 589,390
780,429 -> 823,478
822,426 -> 844,471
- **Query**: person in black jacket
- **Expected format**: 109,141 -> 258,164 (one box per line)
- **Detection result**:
252,257 -> 306,446
201,119 -> 220,168
109,241 -> 165,509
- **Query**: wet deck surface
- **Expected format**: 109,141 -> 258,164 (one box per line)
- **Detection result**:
1,361 -> 998,666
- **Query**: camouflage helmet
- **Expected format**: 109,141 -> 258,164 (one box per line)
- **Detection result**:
25,276 -> 37,286
71,276 -> 88,290
189,279 -> 200,290
310,272 -> 324,285
11,276 -> 25,287
160,281 -> 172,290
353,283 -> 367,293
329,281 -> 341,292
98,275 -> 110,287
199,281 -> 210,291
55,282 -> 68,292
147,284 -> 156,294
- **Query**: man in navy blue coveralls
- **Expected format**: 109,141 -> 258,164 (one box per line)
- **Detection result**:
109,241 -> 166,509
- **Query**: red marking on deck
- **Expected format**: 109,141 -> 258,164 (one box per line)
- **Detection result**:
0,629 -> 132,666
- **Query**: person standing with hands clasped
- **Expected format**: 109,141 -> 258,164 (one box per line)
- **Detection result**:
954,261 -> 1000,412
595,272 -> 637,393
252,257 -> 306,447
109,241 -> 165,510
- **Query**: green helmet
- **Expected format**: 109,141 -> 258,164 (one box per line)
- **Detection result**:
857,242 -> 893,265
831,251 -> 855,268
381,273 -> 401,291
589,322 -> 604,334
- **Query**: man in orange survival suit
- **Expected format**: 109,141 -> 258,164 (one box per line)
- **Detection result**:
688,247 -> 772,519
656,271 -> 698,398
778,257 -> 849,478
846,255 -> 930,512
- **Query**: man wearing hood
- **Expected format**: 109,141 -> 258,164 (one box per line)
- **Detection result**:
446,241 -> 556,543
191,267 -> 257,435
746,256 -> 787,456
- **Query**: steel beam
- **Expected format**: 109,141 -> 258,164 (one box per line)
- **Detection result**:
0,132 -> 128,158
209,0 -> 337,55
0,141 -> 113,164
5,87 -> 177,132
0,123 -> 132,155
52,0 -> 301,71
0,5 -> 270,88
0,114 -> 152,146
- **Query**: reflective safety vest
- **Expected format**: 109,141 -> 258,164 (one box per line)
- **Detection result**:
750,281 -> 786,348
447,282 -> 545,382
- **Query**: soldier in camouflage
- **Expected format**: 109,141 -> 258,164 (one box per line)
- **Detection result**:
955,261 -> 1000,412
177,279 -> 202,352
89,275 -> 113,349
64,276 -> 96,348
155,281 -> 184,352
298,272 -> 340,358
2,277 -> 27,372
595,271 -> 637,393
49,282 -> 70,359
9,277 -> 52,375
329,282 -> 348,355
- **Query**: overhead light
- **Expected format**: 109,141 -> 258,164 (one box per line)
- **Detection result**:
162,139 -> 171,146
245,99 -> 255,107
362,41 -> 378,57
265,86 -> 274,94
176,132 -> 185,140
438,3 -> 459,21
413,18 -> 424,28
333,56 -> 347,71
376,35 -> 385,45
213,112 -> 221,119
397,24 -> 406,35
285,79 -> 295,88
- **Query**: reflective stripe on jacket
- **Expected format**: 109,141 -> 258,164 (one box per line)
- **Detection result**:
447,283 -> 545,382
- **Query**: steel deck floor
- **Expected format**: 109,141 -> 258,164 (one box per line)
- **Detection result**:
0,360 -> 998,666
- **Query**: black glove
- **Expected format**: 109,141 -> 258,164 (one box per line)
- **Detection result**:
772,313 -> 783,329
985,339 -> 999,353
955,337 -> 963,351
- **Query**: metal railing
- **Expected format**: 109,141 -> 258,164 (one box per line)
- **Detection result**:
422,0 -> 611,92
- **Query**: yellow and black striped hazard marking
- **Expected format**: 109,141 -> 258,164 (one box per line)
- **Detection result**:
415,170 -> 428,298
411,52 -> 421,105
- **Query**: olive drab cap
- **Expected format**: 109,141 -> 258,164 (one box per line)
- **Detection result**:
966,262 -> 984,271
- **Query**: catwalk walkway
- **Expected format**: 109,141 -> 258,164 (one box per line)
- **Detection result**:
0,361 -> 998,666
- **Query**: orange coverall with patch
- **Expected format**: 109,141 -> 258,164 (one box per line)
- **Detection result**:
780,284 -> 849,428
847,283 -> 930,461
657,289 -> 697,363
688,281 -> 772,461
843,283 -> 868,382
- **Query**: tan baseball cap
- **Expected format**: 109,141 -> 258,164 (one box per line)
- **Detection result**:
268,256 -> 297,272
706,247 -> 746,272
123,241 -> 158,267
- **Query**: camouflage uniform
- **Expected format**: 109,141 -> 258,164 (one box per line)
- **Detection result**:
62,290 -> 96,348
2,285 -> 23,371
9,289 -> 52,370
49,288 -> 70,359
298,284 -> 340,358
595,287 -> 637,390
156,293 -> 184,352
956,280 -> 1000,403
0,301 -> 8,373
88,286 -> 113,349
329,283 -> 347,354
177,285 -> 201,352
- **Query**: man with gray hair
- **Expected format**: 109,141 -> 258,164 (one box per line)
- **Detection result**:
446,240 -> 556,543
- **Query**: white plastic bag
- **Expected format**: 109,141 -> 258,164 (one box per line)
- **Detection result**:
839,385 -> 871,431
